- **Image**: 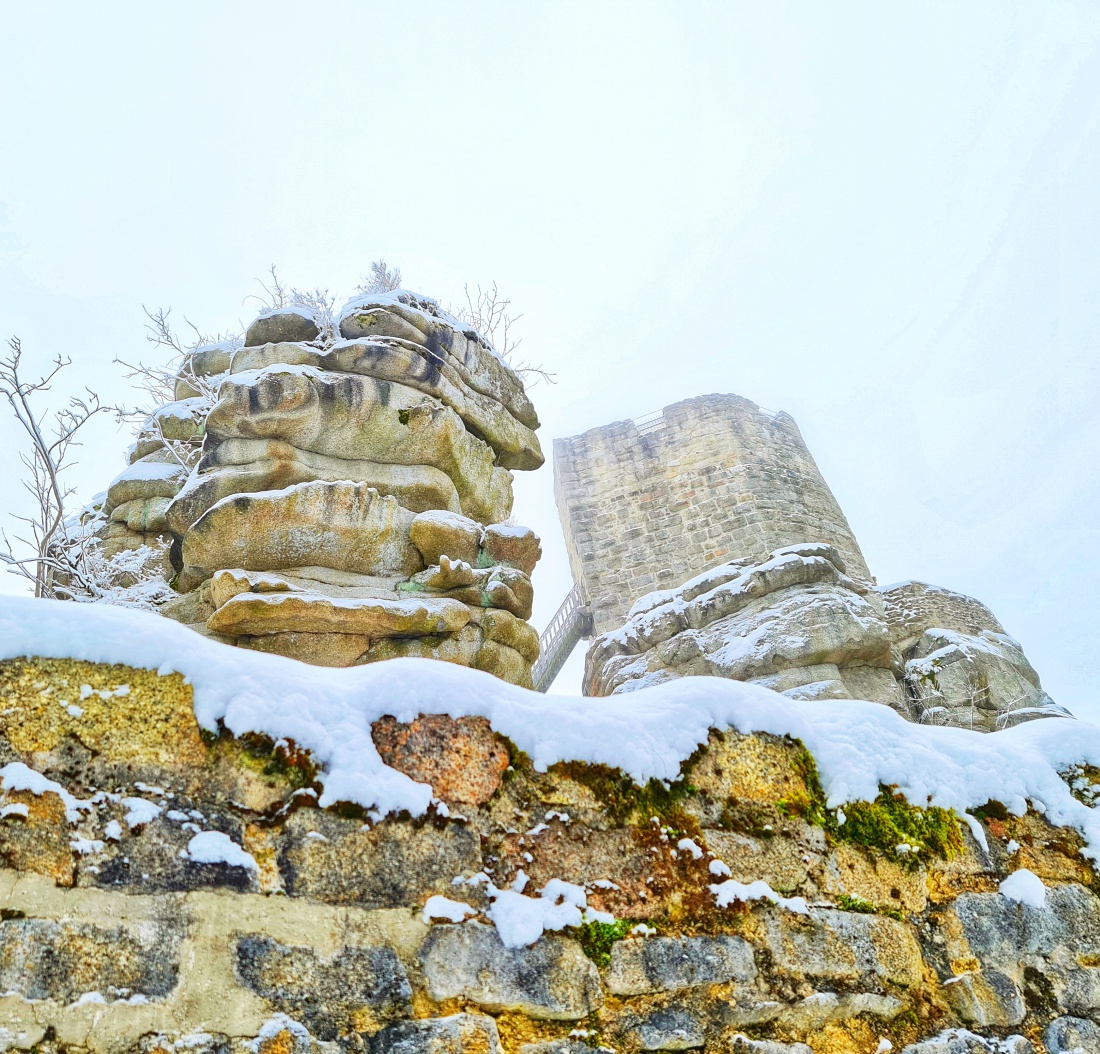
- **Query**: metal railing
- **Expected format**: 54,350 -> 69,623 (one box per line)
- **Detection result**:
633,409 -> 667,436
532,586 -> 594,692
629,402 -> 782,437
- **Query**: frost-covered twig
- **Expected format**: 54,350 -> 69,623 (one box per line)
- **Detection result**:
358,259 -> 402,294
451,282 -> 555,386
0,337 -> 115,597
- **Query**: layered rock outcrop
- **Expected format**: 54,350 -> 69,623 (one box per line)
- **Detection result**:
93,291 -> 544,685
0,646 -> 1095,1052
584,545 -> 1068,731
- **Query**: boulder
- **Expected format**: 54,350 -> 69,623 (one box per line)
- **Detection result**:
324,339 -> 543,469
586,553 -> 891,696
244,307 -> 320,346
206,591 -> 471,638
145,397 -> 208,441
166,441 -> 466,534
403,558 -> 534,620
204,366 -> 512,524
105,452 -> 189,513
482,523 -> 542,575
906,628 -> 1070,731
338,291 -> 539,429
410,509 -> 484,566
178,481 -> 421,589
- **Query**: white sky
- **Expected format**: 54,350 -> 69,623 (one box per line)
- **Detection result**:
1,3 -> 1099,716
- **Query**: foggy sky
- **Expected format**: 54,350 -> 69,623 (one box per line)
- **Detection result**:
2,3 -> 1099,716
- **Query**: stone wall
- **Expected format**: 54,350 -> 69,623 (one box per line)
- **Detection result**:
553,394 -> 870,635
0,654 -> 1096,1052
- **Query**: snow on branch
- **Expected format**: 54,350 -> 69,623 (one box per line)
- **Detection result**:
0,337 -> 115,598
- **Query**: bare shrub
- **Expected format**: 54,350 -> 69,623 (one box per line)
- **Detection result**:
358,259 -> 402,294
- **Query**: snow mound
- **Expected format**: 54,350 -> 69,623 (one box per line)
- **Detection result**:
999,868 -> 1047,908
185,831 -> 258,871
2,596 -> 1100,860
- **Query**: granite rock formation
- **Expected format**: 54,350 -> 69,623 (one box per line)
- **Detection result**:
95,291 -> 543,685
584,545 -> 1068,731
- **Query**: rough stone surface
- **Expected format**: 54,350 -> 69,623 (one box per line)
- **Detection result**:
371,714 -> 509,804
235,935 -> 412,1039
606,935 -> 756,995
0,916 -> 183,1003
369,1013 -> 502,1054
0,649 -> 1092,1052
279,810 -> 481,906
624,1008 -> 707,1050
900,1031 -> 1035,1053
1044,1016 -> 1100,1054
762,907 -> 924,987
423,922 -> 603,1020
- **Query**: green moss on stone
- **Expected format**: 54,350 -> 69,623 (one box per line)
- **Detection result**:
572,918 -> 633,967
775,742 -> 964,866
837,789 -> 963,865
552,758 -> 699,827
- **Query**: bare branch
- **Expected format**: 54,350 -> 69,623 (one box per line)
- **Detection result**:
244,264 -> 290,313
0,337 -> 116,597
449,282 -> 555,386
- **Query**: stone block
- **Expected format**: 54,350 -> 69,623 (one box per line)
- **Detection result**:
0,916 -> 183,1003
762,907 -> 923,988
280,811 -> 481,907
372,714 -> 509,805
236,935 -> 412,1040
1045,1016 -> 1100,1054
422,922 -> 602,1020
623,1008 -> 706,1051
606,934 -> 756,995
369,1014 -> 502,1054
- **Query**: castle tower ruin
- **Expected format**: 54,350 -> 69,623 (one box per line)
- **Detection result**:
553,393 -> 870,636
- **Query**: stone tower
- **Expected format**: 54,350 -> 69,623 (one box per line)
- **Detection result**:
553,392 -> 870,636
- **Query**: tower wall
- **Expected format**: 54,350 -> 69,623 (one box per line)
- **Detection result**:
553,393 -> 870,634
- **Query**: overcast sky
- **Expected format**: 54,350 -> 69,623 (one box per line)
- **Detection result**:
2,3 -> 1099,716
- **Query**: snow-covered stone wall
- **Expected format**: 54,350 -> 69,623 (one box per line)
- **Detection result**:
0,598 -> 1098,1051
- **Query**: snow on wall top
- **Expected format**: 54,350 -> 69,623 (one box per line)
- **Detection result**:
0,595 -> 1097,857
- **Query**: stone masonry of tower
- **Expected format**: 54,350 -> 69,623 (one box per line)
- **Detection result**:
553,392 -> 871,636
557,391 -> 1066,731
